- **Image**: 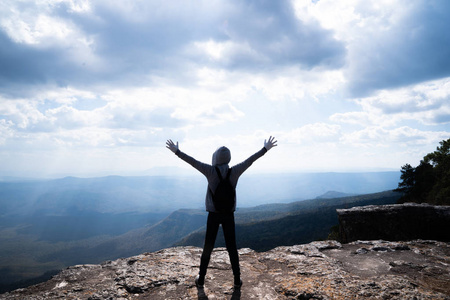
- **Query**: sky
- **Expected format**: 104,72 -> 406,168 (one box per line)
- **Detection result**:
0,0 -> 449,178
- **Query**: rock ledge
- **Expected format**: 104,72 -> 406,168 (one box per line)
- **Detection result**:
1,240 -> 449,299
338,203 -> 450,243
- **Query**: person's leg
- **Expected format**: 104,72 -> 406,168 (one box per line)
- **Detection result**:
198,212 -> 220,284
221,213 -> 241,285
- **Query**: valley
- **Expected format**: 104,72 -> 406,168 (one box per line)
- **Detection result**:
0,171 -> 400,293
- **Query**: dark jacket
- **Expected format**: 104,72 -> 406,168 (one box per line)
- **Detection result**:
175,147 -> 267,212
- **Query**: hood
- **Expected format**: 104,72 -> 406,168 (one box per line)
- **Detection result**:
212,146 -> 231,166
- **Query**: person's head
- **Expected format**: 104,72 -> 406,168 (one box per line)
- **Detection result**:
212,146 -> 231,166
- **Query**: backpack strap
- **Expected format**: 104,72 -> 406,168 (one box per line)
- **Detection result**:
214,166 -> 223,181
226,168 -> 232,180
215,166 -> 232,181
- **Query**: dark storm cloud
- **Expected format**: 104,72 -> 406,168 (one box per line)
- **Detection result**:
198,0 -> 346,70
0,0 -> 345,97
84,0 -> 346,70
0,32 -> 61,86
0,29 -> 99,97
347,0 -> 450,97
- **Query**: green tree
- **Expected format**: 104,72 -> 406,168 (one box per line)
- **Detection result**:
424,139 -> 450,205
395,163 -> 415,195
396,138 -> 450,205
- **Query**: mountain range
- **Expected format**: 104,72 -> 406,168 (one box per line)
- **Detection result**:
0,171 -> 401,292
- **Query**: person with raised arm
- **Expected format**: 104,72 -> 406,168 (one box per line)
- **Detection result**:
166,136 -> 277,290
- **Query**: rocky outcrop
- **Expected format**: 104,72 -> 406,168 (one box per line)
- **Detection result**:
337,203 -> 450,243
1,240 -> 449,299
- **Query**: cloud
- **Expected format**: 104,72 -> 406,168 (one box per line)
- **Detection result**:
330,111 -> 375,127
273,122 -> 447,150
0,0 -> 346,97
331,77 -> 450,126
0,83 -> 246,152
1,0 -> 449,177
345,0 -> 450,96
188,0 -> 346,70
0,1 -> 102,93
0,119 -> 171,151
0,119 -> 14,145
172,101 -> 244,126
281,123 -> 342,144
341,126 -> 449,148
295,0 -> 450,97
0,95 -> 96,132
50,127 -> 167,148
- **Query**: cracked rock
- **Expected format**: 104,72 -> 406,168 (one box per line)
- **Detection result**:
1,241 -> 449,299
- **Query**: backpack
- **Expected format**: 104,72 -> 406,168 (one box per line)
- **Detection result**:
211,167 -> 236,212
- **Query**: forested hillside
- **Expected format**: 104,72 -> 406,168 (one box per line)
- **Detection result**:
0,189 -> 400,293
177,191 -> 401,251
0,171 -> 401,293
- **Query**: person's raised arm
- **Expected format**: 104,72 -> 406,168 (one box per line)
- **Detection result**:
264,136 -> 277,151
166,139 -> 210,176
166,139 -> 179,154
232,136 -> 277,176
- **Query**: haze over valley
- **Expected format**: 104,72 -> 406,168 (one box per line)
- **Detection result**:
0,171 -> 400,292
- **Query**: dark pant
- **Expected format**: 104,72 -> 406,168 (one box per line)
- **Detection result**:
199,212 -> 240,279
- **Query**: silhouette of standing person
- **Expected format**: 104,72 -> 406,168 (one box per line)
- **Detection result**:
166,136 -> 277,289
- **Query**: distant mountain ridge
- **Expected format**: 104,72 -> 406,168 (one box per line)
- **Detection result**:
0,190 -> 401,293
0,171 -> 401,293
0,171 -> 400,215
316,191 -> 356,199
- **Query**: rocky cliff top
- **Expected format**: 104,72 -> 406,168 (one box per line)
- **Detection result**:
337,203 -> 450,213
1,240 -> 449,299
337,203 -> 450,243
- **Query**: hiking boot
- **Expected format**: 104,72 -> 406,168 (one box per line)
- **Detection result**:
234,278 -> 242,289
195,275 -> 204,288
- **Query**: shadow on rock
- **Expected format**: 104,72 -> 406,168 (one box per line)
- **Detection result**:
196,286 -> 241,299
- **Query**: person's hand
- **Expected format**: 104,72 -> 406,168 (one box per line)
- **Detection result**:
264,136 -> 277,151
166,139 -> 179,153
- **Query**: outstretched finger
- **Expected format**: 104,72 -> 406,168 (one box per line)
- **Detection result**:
271,138 -> 278,147
166,139 -> 175,149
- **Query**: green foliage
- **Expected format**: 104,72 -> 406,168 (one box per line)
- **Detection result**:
396,138 -> 450,205
178,190 -> 401,251
327,224 -> 341,241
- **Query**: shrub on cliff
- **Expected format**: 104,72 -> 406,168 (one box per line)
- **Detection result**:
396,138 -> 450,205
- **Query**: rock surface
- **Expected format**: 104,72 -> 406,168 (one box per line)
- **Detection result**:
1,240 -> 449,299
337,203 -> 450,243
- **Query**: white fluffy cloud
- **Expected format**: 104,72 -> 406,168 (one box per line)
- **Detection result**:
295,0 -> 450,96
331,77 -> 450,127
341,126 -> 449,148
0,0 -> 449,177
0,0 -> 345,96
281,123 -> 341,145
